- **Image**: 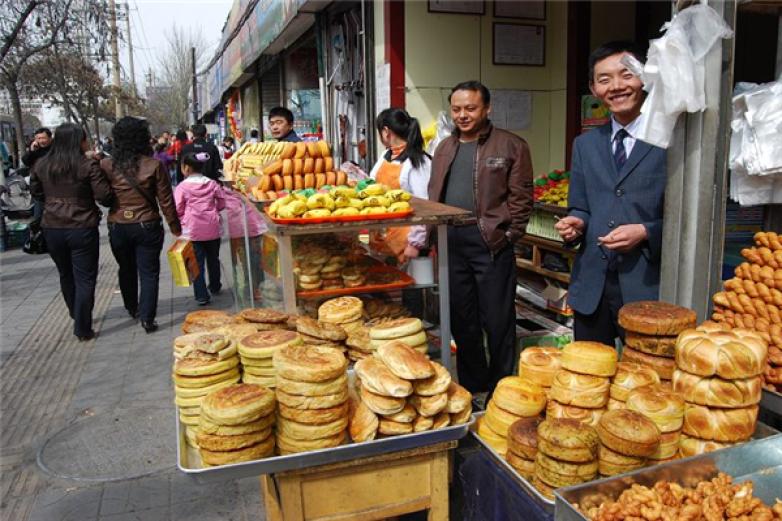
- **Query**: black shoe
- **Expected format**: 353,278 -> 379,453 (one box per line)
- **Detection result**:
127,309 -> 139,319
197,298 -> 211,306
209,287 -> 222,296
76,331 -> 96,342
141,320 -> 158,333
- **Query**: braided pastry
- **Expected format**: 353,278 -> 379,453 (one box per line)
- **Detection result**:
770,304 -> 780,325
682,403 -> 758,442
765,364 -> 782,384
741,247 -> 764,265
775,269 -> 782,289
723,277 -> 743,293
712,292 -> 729,309
769,345 -> 782,366
754,231 -> 781,250
771,324 -> 782,348
675,328 -> 768,379
771,287 -> 782,306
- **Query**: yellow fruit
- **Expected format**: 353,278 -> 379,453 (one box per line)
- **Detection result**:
287,201 -> 307,216
333,207 -> 360,217
362,195 -> 390,208
359,207 -> 386,216
388,201 -> 411,213
303,209 -> 332,218
385,189 -> 411,202
331,187 -> 356,198
358,184 -> 386,197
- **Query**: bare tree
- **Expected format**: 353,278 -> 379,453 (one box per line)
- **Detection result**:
154,25 -> 207,130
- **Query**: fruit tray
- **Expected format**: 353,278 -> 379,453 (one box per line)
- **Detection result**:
266,208 -> 413,225
296,265 -> 415,299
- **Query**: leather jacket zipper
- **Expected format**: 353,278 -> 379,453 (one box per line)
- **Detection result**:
472,142 -> 493,260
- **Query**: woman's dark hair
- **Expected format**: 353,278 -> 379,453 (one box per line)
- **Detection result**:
34,123 -> 85,184
375,108 -> 428,169
175,129 -> 187,141
181,151 -> 208,173
153,142 -> 167,153
112,116 -> 152,176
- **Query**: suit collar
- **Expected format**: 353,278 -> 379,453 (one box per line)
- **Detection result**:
597,122 -> 653,186
617,140 -> 653,185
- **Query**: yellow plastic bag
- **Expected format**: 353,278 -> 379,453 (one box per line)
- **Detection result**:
168,239 -> 200,287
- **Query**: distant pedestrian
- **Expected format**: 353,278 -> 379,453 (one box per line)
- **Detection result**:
29,123 -> 114,341
218,136 -> 235,161
179,124 -> 221,182
168,129 -> 189,186
175,152 -> 225,305
248,129 -> 260,144
22,127 -> 52,168
153,143 -> 174,174
101,116 -> 181,333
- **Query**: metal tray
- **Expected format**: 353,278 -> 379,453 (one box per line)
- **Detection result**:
761,388 -> 782,416
555,430 -> 782,521
177,410 -> 474,484
469,412 -> 555,512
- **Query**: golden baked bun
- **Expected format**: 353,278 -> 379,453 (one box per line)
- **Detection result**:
410,392 -> 448,417
596,409 -> 661,457
174,356 -> 239,377
624,331 -> 677,357
445,382 -> 472,414
348,397 -> 378,442
546,400 -> 604,428
518,347 -> 562,387
647,430 -> 680,460
561,341 -> 618,377
536,451 -> 598,479
484,400 -> 524,437
275,387 -> 348,410
359,385 -> 406,415
682,403 -> 757,442
675,328 -> 768,379
413,415 -> 433,432
412,362 -> 451,396
199,414 -> 274,436
378,418 -> 413,435
617,301 -> 697,335
625,386 -> 685,433
550,370 -> 610,409
450,406 -> 472,425
276,373 -> 348,397
295,316 -> 347,342
199,435 -> 275,465
345,327 -> 373,354
354,357 -> 413,398
507,417 -> 543,460
376,341 -> 434,380
239,307 -> 288,324
185,309 -> 232,325
368,317 -> 423,340
318,296 -> 363,324
607,397 -> 626,410
196,427 -> 273,451
277,430 -> 345,453
492,376 -> 547,417
432,411 -> 450,429
174,367 -> 240,388
536,418 -> 599,463
477,417 -> 507,456
383,403 -> 417,423
506,451 -> 535,478
532,476 -> 556,500
672,369 -> 761,408
273,344 -> 348,383
621,346 -> 675,380
610,361 -> 661,401
239,330 -> 301,359
276,415 -> 348,440
278,401 -> 348,425
678,433 -> 733,458
200,383 -> 276,425
535,462 -> 595,488
597,443 -> 646,476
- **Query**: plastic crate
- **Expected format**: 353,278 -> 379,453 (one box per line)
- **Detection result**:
526,208 -> 563,242
5,228 -> 28,249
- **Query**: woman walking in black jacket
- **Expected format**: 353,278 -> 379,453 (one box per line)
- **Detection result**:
30,123 -> 114,341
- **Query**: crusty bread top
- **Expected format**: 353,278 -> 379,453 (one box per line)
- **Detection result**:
376,341 -> 434,380
185,309 -> 232,324
598,409 -> 660,444
537,418 -> 598,451
273,344 -> 347,383
354,357 -> 413,398
241,330 -> 299,349
201,383 -> 275,418
239,307 -> 288,323
508,417 -> 543,448
617,301 -> 697,335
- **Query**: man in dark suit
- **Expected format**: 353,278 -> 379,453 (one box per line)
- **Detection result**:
555,41 -> 666,346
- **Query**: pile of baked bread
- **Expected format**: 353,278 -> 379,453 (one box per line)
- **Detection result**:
712,231 -> 782,391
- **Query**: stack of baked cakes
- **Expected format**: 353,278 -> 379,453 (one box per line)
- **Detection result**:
273,344 -> 349,453
238,307 -> 290,330
182,310 -> 235,334
296,316 -> 347,355
369,318 -> 428,355
533,419 -> 599,500
596,409 -> 660,477
362,298 -> 411,321
607,361 -> 660,410
547,342 -> 617,428
196,383 -> 276,466
518,347 -> 562,398
173,336 -> 242,446
626,384 -> 684,463
479,376 -> 546,456
445,381 -> 473,426
344,326 -> 374,362
618,301 -> 697,385
674,322 -> 767,457
505,417 -> 543,480
238,330 -> 302,387
318,296 -> 364,334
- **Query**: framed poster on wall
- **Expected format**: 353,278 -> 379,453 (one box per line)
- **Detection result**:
428,0 -> 485,15
493,0 -> 546,20
493,23 -> 545,66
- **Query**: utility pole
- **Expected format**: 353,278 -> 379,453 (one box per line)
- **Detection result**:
123,3 -> 137,98
108,0 -> 124,119
191,46 -> 199,124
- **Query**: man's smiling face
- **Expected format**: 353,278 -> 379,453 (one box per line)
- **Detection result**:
590,52 -> 644,125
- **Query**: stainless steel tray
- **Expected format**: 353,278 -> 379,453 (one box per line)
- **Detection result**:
177,410 -> 474,483
469,411 -> 555,512
554,431 -> 782,521
761,388 -> 782,415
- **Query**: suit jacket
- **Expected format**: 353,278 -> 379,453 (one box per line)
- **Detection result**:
567,123 -> 666,316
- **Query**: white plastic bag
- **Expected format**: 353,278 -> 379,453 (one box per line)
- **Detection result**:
426,111 -> 455,156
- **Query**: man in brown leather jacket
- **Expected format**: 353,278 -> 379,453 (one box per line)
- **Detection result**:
429,81 -> 534,395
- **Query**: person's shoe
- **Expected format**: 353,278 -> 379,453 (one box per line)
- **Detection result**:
209,286 -> 222,296
197,298 -> 211,306
141,320 -> 158,333
76,331 -> 96,342
127,309 -> 139,319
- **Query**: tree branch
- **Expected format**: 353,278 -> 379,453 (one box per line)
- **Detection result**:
0,0 -> 39,62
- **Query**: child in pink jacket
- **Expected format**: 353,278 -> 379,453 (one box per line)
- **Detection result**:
175,152 -> 226,305
223,187 -> 267,303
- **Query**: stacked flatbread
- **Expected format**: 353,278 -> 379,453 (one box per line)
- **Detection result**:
273,344 -> 349,454
318,296 -> 364,334
518,347 -> 562,399
478,376 -> 546,456
197,383 -> 276,465
625,384 -> 684,464
369,318 -> 428,355
362,298 -> 411,321
181,310 -> 235,334
173,334 -> 241,446
237,307 -> 290,330
296,316 -> 347,355
344,326 -> 374,362
238,330 -> 302,387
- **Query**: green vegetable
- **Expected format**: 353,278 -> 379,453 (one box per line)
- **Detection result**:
356,178 -> 375,191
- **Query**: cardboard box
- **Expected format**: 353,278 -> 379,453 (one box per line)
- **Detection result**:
168,239 -> 200,287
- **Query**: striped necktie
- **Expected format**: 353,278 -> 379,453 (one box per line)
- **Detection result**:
614,129 -> 628,172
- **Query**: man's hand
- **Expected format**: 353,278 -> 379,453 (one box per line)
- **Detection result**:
598,224 -> 648,253
400,244 -> 420,263
30,141 -> 39,151
554,216 -> 584,242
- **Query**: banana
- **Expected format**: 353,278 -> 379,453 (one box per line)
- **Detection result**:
304,208 -> 332,218
332,207 -> 360,216
388,201 -> 411,213
276,195 -> 293,207
291,191 -> 307,202
362,195 -> 390,208
359,206 -> 387,215
358,184 -> 386,197
386,189 -> 411,202
269,199 -> 282,215
334,196 -> 352,208
348,198 -> 364,209
306,194 -> 336,211
287,200 -> 307,216
277,205 -> 296,218
331,186 -> 357,198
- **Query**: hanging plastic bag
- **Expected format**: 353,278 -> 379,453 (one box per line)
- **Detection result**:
426,111 -> 455,155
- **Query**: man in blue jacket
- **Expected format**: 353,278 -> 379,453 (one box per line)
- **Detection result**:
555,41 -> 666,346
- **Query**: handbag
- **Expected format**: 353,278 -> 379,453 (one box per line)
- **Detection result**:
23,221 -> 47,254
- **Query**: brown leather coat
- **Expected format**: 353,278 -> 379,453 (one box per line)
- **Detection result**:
429,123 -> 534,253
30,157 -> 114,228
100,156 -> 181,234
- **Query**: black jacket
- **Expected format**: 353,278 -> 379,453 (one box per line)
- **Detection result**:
22,145 -> 51,168
178,138 -> 222,182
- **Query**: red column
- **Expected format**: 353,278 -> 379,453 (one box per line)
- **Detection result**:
384,0 -> 405,108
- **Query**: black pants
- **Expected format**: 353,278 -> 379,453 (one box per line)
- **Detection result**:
192,238 -> 221,302
574,270 -> 624,346
43,227 -> 99,337
447,225 -> 517,394
108,220 -> 164,322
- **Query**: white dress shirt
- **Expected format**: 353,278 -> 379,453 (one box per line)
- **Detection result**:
611,113 -> 645,158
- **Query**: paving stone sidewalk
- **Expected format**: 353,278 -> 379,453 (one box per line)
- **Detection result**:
1,230 -> 266,521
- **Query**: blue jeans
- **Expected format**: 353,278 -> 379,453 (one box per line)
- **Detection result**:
192,238 -> 221,301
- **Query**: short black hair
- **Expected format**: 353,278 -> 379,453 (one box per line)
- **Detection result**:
191,124 -> 207,138
268,107 -> 294,125
448,81 -> 491,106
34,127 -> 52,137
588,41 -> 645,83
250,129 -> 259,138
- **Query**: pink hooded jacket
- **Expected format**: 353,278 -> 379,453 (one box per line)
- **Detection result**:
223,187 -> 267,239
175,174 -> 226,241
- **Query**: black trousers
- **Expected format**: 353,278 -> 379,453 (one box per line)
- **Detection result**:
574,270 -> 624,346
43,227 -> 99,337
192,238 -> 222,302
108,220 -> 164,322
447,225 -> 517,394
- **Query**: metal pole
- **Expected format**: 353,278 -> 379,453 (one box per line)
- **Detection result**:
191,47 -> 199,123
108,0 -> 124,119
124,3 -> 137,98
